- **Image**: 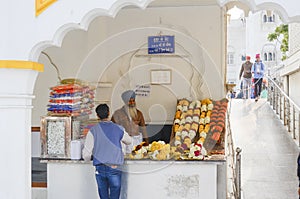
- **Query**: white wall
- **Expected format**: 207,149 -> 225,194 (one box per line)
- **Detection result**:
227,18 -> 246,85
32,188 -> 47,199
288,23 -> 300,55
32,132 -> 41,157
0,0 -> 143,60
1,0 -> 300,60
289,72 -> 300,107
284,23 -> 300,108
33,5 -> 226,125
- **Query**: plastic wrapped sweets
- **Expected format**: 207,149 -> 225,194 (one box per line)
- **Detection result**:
47,83 -> 95,117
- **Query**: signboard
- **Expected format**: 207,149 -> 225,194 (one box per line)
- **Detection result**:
148,35 -> 175,54
135,84 -> 151,97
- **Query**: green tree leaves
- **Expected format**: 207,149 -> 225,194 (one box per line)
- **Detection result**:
267,24 -> 288,60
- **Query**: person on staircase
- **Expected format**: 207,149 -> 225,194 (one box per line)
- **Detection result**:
239,55 -> 253,99
251,53 -> 265,102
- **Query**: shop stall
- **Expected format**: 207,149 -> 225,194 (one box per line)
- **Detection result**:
40,84 -> 228,199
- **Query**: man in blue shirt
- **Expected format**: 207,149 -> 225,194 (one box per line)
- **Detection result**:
251,54 -> 265,102
82,104 -> 132,199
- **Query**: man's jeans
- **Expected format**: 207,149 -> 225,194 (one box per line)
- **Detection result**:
95,164 -> 122,199
253,78 -> 263,98
242,77 -> 252,99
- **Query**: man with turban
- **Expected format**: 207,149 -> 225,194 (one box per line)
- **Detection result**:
111,90 -> 149,154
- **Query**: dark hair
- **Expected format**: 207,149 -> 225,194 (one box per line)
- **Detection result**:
95,104 -> 109,119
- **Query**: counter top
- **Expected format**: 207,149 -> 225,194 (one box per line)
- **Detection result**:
40,154 -> 226,165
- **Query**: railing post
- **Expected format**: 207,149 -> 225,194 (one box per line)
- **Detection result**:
280,94 -> 283,120
268,84 -> 272,105
236,147 -> 242,199
276,88 -> 279,114
298,113 -> 300,146
273,84 -> 276,109
265,75 -> 300,148
293,106 -> 296,139
287,100 -> 291,132
267,86 -> 270,103
283,98 -> 287,125
273,83 -> 277,110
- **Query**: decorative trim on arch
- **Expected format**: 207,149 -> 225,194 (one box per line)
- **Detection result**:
36,0 -> 57,16
29,0 -> 154,61
0,60 -> 44,72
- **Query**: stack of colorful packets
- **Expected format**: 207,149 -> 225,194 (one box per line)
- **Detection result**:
47,82 -> 95,117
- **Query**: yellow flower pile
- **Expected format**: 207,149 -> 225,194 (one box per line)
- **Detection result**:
128,141 -> 172,160
149,142 -> 171,160
150,141 -> 165,152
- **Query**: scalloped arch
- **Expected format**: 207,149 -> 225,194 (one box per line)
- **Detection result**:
80,0 -> 152,30
29,23 -> 83,61
29,0 -> 154,61
30,0 -> 300,61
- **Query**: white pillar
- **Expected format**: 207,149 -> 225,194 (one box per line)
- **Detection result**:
0,61 -> 43,199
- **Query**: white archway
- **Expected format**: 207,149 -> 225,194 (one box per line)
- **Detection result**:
29,0 -> 300,62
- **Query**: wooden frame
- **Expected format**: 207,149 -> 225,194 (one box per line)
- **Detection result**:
150,69 -> 172,85
40,116 -> 72,159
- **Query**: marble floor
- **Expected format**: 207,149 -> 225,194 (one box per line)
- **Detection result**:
229,98 -> 299,199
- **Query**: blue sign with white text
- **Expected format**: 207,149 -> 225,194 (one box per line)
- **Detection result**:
148,35 -> 175,54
